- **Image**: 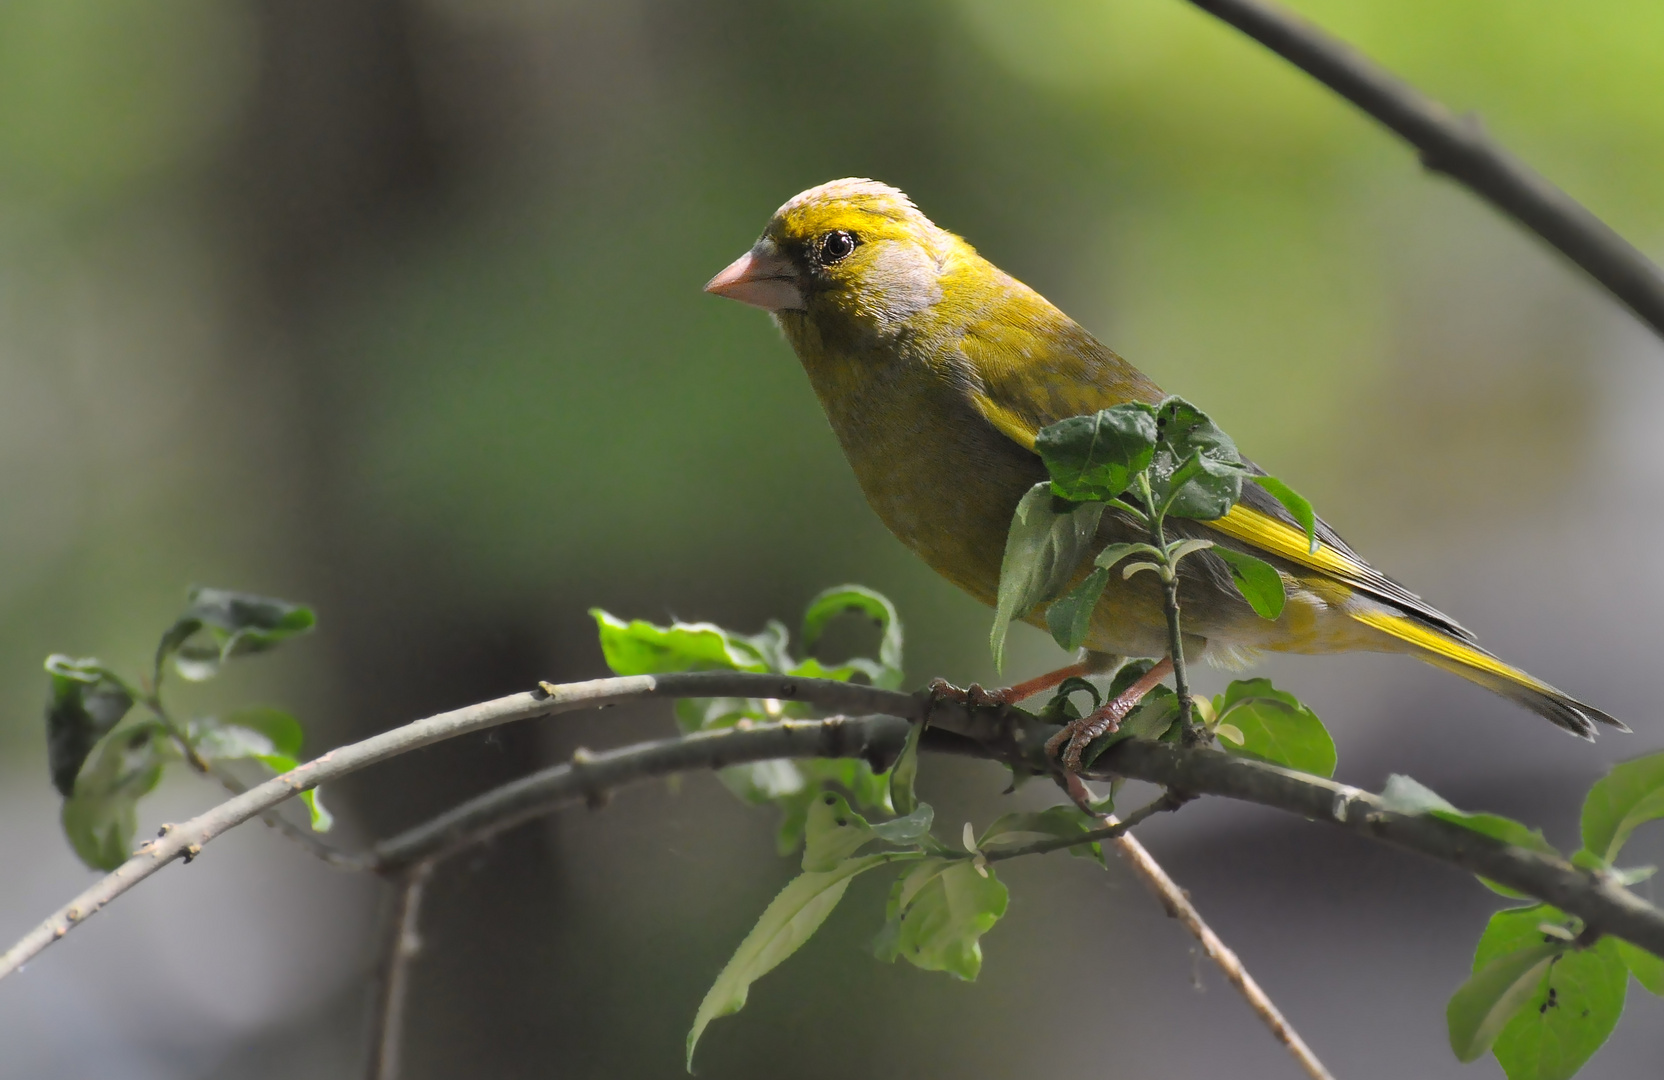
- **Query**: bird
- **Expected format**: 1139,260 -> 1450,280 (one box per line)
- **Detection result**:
704,177 -> 1624,753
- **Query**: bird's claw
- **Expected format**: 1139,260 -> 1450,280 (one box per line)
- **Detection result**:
926,677 -> 1011,709
1044,704 -> 1124,774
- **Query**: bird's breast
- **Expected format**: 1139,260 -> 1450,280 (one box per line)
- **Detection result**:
785,331 -> 1042,607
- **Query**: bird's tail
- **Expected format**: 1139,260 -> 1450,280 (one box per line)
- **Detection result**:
1350,610 -> 1627,740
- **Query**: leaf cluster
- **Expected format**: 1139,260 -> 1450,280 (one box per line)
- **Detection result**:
43,586 -> 324,870
995,396 -> 1308,664
593,585 -> 905,853
1367,758 -> 1664,1080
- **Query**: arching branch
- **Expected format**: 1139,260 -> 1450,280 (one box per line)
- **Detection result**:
1184,0 -> 1664,341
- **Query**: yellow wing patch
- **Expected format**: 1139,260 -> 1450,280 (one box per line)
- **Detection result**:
971,393 -> 1041,452
1350,610 -> 1552,692
1210,504 -> 1357,581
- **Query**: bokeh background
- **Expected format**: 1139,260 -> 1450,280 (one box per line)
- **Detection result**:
3,1 -> 1664,1077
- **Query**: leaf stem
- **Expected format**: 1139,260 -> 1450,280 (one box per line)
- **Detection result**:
139,688 -> 210,774
1140,474 -> 1198,743
977,793 -> 1185,863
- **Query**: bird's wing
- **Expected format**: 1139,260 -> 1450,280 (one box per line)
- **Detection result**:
957,320 -> 1477,642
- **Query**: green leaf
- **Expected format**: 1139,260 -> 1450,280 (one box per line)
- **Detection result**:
224,705 -> 304,757
1458,905 -> 1629,1079
1430,811 -> 1558,859
1034,404 -> 1158,503
60,722 -> 169,870
251,753 -> 334,831
872,857 -> 1009,980
1379,775 -> 1557,859
991,483 -> 1105,668
1378,773 -> 1459,815
1580,750 -> 1664,862
687,853 -> 906,1068
1212,548 -> 1287,620
591,609 -> 770,676
190,706 -> 305,761
1254,476 -> 1317,554
801,791 -> 875,872
1473,907 -> 1629,1080
889,720 -> 923,816
1146,397 -> 1248,521
1212,679 -> 1334,777
1045,567 -> 1109,652
800,585 -> 904,690
979,805 -> 1107,866
1614,939 -> 1664,996
1491,940 -> 1627,1080
772,758 -> 893,855
160,587 -> 316,683
869,804 -> 936,846
1447,942 -> 1563,1062
719,760 -> 807,805
1038,675 -> 1102,723
1570,848 -> 1657,887
44,655 -> 136,797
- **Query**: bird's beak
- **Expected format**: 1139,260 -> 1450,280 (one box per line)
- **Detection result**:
704,243 -> 805,312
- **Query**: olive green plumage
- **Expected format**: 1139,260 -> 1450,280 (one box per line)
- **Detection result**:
705,178 -> 1622,739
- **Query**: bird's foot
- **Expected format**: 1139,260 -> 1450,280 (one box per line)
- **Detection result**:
1044,657 -> 1175,773
926,678 -> 1011,709
927,661 -> 1093,711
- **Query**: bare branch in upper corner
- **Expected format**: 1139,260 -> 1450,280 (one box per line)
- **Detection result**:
1185,0 -> 1664,341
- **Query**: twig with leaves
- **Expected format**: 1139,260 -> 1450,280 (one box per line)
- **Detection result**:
17,566 -> 1664,1080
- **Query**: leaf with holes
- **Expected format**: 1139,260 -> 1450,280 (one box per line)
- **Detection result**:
801,791 -> 875,871
1465,905 -> 1629,1080
800,584 -> 904,690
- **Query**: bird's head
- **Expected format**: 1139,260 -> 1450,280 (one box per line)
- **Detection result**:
705,178 -> 959,339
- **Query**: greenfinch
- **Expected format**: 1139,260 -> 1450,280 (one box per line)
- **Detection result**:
706,178 -> 1622,740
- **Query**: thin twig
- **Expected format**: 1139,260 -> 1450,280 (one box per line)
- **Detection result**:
208,763 -> 366,871
369,714 -> 909,872
978,792 -> 1184,863
1112,830 -> 1335,1080
365,861 -> 434,1080
1183,0 -> 1664,342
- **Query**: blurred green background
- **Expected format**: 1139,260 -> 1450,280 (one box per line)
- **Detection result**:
3,1 -> 1664,1077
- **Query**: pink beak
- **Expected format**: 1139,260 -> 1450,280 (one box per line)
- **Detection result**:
704,245 -> 805,312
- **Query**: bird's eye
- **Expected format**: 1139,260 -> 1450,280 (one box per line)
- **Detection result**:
816,230 -> 856,265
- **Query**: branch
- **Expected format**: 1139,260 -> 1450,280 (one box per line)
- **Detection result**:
368,714 -> 910,872
1111,830 -> 1333,1080
0,672 -> 906,981
365,861 -> 433,1080
8,671 -> 1664,983
1093,737 -> 1664,956
1184,0 -> 1664,342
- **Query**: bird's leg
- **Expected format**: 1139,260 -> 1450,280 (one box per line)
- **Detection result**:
1045,657 -> 1175,773
926,661 -> 1090,710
